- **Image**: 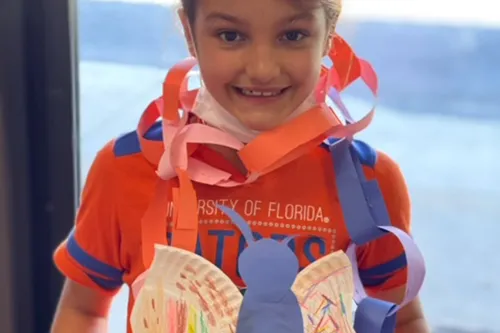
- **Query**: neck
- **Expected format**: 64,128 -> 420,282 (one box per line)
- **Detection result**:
190,87 -> 318,174
208,143 -> 248,175
187,114 -> 248,175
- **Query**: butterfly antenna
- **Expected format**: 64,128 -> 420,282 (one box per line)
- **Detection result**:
217,205 -> 255,245
281,235 -> 296,246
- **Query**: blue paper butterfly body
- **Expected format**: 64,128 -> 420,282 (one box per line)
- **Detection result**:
217,205 -> 304,333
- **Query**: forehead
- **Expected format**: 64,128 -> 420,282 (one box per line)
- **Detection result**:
196,0 -> 325,24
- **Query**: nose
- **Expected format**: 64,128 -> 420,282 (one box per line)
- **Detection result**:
245,44 -> 281,84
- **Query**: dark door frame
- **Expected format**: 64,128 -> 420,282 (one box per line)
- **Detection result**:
0,0 -> 79,331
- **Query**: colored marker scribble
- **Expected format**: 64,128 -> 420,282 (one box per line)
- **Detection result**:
165,265 -> 240,333
177,300 -> 188,333
200,312 -> 209,333
167,299 -> 177,333
298,264 -> 354,333
188,305 -> 197,333
185,264 -> 197,275
339,293 -> 346,315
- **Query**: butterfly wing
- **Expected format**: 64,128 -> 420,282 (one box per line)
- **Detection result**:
131,244 -> 243,333
291,250 -> 356,333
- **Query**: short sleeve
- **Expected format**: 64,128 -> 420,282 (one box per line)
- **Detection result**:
356,151 -> 411,294
53,141 -> 124,294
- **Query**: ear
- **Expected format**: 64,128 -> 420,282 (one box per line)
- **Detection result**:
177,8 -> 197,57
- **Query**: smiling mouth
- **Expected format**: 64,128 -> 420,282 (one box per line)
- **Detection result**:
234,87 -> 290,97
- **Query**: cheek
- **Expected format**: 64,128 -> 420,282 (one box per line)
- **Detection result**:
285,52 -> 323,89
195,41 -> 239,89
198,60 -> 234,98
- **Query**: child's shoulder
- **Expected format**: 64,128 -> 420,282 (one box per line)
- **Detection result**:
89,123 -> 160,182
322,137 -> 405,186
112,121 -> 162,158
323,137 -> 378,169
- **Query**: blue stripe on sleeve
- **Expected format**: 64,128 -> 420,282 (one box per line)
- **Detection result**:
66,229 -> 124,282
87,273 -> 123,291
360,275 -> 393,287
359,253 -> 407,286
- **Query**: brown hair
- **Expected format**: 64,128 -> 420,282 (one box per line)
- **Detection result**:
180,0 -> 342,31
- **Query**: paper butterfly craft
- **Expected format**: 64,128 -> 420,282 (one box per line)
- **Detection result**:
131,205 -> 356,333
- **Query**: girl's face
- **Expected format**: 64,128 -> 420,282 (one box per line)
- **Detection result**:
180,0 -> 332,131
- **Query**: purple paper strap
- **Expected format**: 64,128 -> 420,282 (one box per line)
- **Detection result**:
330,139 -> 426,333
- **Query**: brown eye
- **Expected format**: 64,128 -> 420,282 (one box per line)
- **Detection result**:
219,31 -> 243,43
281,30 -> 306,42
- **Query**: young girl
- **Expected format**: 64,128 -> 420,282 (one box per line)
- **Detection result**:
51,0 -> 429,332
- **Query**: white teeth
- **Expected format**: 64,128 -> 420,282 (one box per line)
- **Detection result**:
240,88 -> 281,97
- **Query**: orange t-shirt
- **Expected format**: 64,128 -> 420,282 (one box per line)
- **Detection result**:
54,122 -> 411,333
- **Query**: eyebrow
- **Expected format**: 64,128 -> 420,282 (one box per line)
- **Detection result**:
205,12 -> 243,24
204,11 -> 315,26
286,12 -> 315,24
